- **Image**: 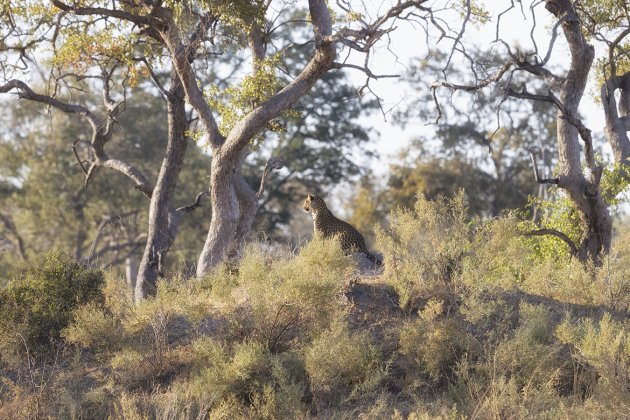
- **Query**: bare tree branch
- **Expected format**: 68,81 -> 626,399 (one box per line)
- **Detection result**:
220,0 -> 337,161
176,192 -> 209,215
256,157 -> 285,198
331,62 -> 400,79
0,213 -> 27,260
0,80 -> 154,197
524,228 -> 578,256
529,149 -> 559,185
51,0 -> 161,28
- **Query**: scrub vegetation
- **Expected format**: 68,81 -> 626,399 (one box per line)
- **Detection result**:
1,195 -> 628,419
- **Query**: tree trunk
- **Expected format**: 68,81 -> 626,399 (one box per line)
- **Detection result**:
196,155 -> 240,277
229,150 -> 259,260
126,257 -> 138,292
602,73 -> 630,163
135,78 -> 188,300
546,0 -> 612,264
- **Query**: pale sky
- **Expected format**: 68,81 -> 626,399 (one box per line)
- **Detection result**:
339,1 -> 610,172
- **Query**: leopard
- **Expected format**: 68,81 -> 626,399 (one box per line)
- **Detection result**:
303,194 -> 382,266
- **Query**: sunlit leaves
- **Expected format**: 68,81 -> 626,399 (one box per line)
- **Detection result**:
579,0 -> 630,31
51,29 -> 135,70
1,0 -> 58,23
454,0 -> 490,25
205,54 -> 299,139
164,0 -> 266,31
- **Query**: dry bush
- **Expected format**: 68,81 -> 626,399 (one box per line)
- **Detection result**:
556,314 -> 630,410
304,322 -> 385,408
3,194 -> 630,418
378,191 -> 471,313
211,238 -> 354,351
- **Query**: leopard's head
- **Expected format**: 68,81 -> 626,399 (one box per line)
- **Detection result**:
303,194 -> 327,213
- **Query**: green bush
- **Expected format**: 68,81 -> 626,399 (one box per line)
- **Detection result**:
0,251 -> 104,359
378,191 -> 471,312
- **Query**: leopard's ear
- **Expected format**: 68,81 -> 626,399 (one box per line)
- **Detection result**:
307,194 -> 315,200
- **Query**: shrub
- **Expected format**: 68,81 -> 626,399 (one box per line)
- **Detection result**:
556,314 -> 630,405
155,338 -> 308,418
378,191 -> 471,312
0,251 -> 104,359
304,322 -> 384,406
398,299 -> 479,383
213,239 -> 352,350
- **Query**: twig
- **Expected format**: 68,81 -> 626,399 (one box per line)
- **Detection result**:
71,138 -> 88,175
528,149 -> 559,185
176,191 -> 209,214
256,157 -> 285,198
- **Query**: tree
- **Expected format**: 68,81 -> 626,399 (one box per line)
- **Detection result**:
248,64 -> 378,242
388,51 -> 558,218
431,0 -> 630,264
0,2 -> 207,299
1,0 -> 459,298
0,88 -> 211,284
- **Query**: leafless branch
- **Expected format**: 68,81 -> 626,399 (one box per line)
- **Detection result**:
51,0 -> 161,28
529,149 -> 559,185
0,79 -> 154,197
431,61 -> 514,93
256,157 -> 286,198
443,0 -> 471,73
90,235 -> 147,261
176,192 -> 209,214
72,138 -> 89,175
331,62 -> 400,79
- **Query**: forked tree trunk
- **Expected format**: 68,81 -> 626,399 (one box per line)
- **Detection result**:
192,0 -> 336,276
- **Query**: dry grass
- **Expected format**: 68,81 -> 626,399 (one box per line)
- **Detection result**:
1,196 -> 629,418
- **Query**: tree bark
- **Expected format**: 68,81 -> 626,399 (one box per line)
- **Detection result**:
126,257 -> 138,291
135,76 -> 188,300
196,154 -> 240,276
229,150 -> 259,260
602,73 -> 630,163
546,0 -> 612,263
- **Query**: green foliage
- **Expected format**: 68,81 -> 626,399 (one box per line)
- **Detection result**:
378,191 -> 471,312
0,90 -> 211,275
205,54 -> 299,139
0,251 -> 104,358
600,160 -> 630,207
521,158 -> 630,261
579,0 -> 630,31
455,0 -> 491,25
519,194 -> 583,261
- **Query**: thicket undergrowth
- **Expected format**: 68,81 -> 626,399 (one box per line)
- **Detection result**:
1,194 -> 629,419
